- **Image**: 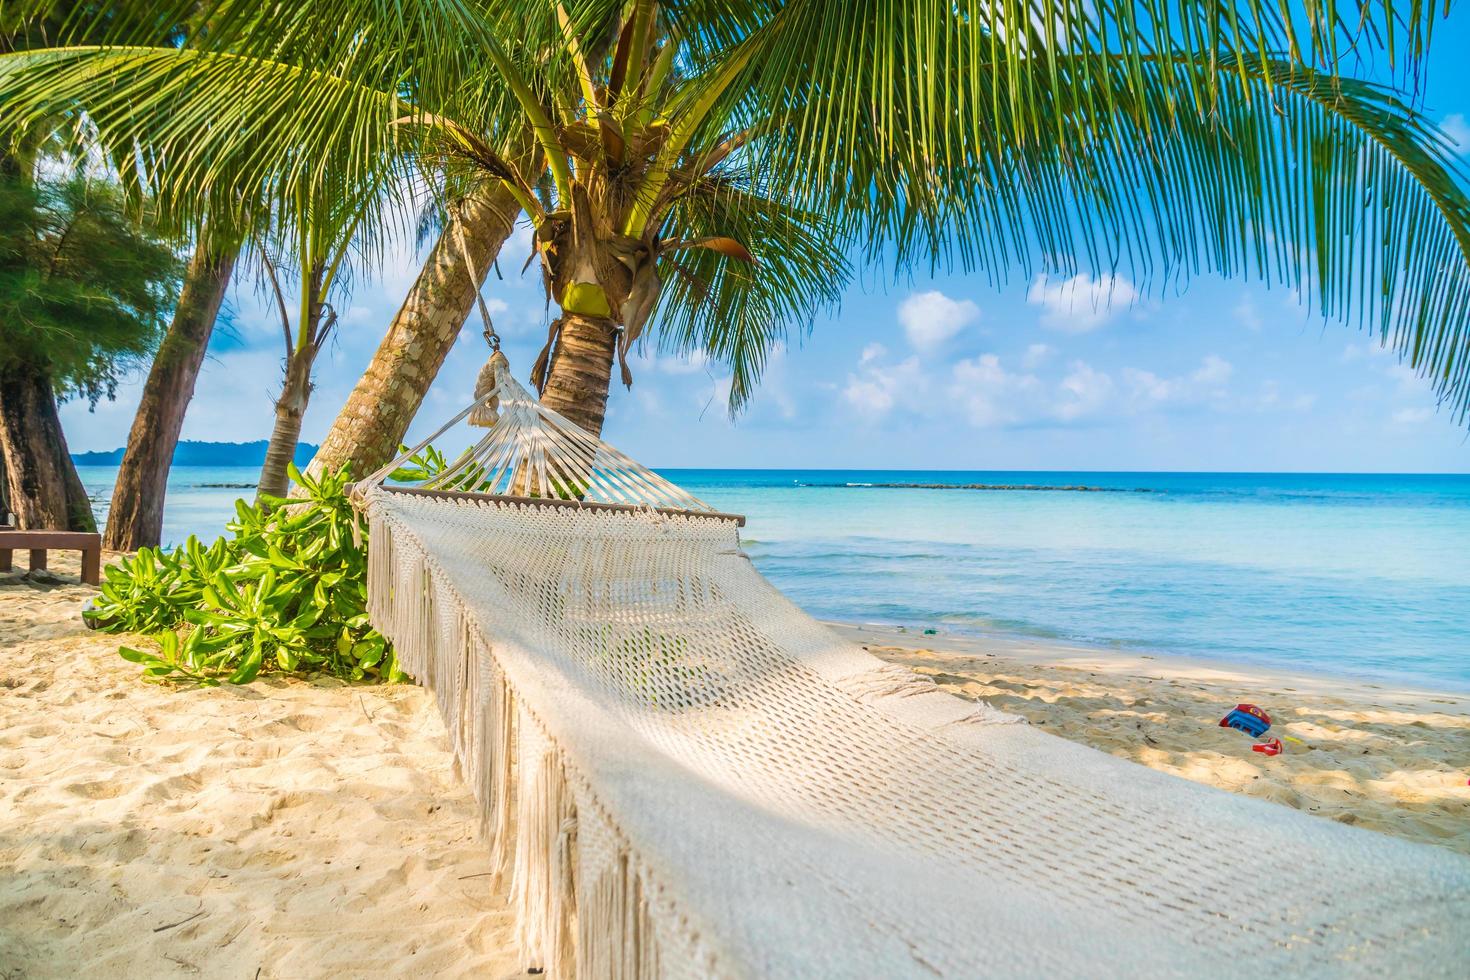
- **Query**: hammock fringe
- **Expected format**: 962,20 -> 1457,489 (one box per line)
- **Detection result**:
368,508 -> 676,978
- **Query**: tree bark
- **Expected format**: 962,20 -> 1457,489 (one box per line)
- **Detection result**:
102,246 -> 236,551
0,366 -> 96,531
538,313 -> 619,437
307,182 -> 523,480
257,349 -> 314,500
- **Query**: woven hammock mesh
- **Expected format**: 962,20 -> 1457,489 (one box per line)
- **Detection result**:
357,364 -> 1470,978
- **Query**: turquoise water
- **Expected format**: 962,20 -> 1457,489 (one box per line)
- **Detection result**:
78,466 -> 1470,690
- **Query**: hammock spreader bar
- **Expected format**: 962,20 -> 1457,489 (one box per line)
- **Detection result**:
351,352 -> 742,525
352,483 -> 746,526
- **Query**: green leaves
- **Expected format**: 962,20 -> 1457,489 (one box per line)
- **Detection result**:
388,445 -> 451,483
656,179 -> 849,413
0,170 -> 182,404
672,0 -> 1470,418
8,0 -> 1470,425
94,464 -> 404,687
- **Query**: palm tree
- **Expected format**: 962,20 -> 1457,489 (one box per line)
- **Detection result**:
307,178 -> 527,480
247,171 -> 405,499
251,235 -> 346,500
5,0 -> 1470,458
103,0 -> 242,552
103,233 -> 238,550
1,0 -> 189,536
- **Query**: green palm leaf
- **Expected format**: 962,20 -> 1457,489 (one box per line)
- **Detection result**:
5,0 -> 1470,426
656,175 -> 850,410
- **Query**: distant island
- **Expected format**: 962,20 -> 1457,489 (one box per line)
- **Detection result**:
72,440 -> 319,468
797,481 -> 1153,493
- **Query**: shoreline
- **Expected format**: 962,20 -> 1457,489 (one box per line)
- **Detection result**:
832,621 -> 1470,706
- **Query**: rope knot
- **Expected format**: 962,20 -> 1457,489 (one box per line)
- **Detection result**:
469,349 -> 512,428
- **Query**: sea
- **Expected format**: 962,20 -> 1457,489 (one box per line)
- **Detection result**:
76,466 -> 1470,691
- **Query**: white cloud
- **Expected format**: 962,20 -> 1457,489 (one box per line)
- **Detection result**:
749,342 -> 797,420
1120,355 -> 1232,409
378,236 -> 428,304
1442,113 -> 1470,156
1384,363 -> 1423,395
1191,354 -> 1233,388
625,345 -> 801,426
1342,339 -> 1406,364
1122,367 -> 1175,404
853,347 -> 1239,429
659,350 -> 712,375
170,349 -> 293,443
1233,296 -> 1263,332
633,387 -> 664,416
1054,361 -> 1114,420
505,219 -> 538,270
697,374 -> 735,417
1392,406 -> 1433,425
859,342 -> 886,365
1021,343 -> 1054,369
897,290 -> 979,351
948,355 -> 1042,428
843,353 -> 926,418
340,305 -> 378,329
59,385 -> 152,453
1027,273 -> 1138,333
1252,380 -> 1315,414
627,348 -> 712,375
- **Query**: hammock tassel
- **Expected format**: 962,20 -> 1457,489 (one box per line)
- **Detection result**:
513,717 -> 579,975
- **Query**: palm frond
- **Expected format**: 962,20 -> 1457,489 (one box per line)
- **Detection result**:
703,0 -> 1470,417
9,0 -> 1469,424
654,174 -> 850,412
0,45 -> 408,239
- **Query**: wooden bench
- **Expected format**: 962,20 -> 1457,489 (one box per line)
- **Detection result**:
0,530 -> 102,585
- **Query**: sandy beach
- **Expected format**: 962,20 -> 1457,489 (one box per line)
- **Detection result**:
4,562 -> 1468,976
1,556 -> 526,979
846,623 -> 1470,855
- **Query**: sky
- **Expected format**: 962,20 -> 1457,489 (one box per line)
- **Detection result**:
62,19 -> 1470,474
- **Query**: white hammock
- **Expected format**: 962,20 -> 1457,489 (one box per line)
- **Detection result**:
355,362 -> 1470,978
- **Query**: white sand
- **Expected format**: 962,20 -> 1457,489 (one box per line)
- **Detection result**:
842,623 -> 1470,855
0,555 -> 526,978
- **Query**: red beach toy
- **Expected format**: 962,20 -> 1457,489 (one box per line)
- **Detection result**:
1252,739 -> 1284,757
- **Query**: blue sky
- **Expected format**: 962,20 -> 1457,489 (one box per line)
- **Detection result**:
63,20 -> 1470,473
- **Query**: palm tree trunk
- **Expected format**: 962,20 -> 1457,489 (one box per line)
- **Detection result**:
538,312 -> 619,437
0,452 -> 10,524
307,183 -> 523,480
0,366 -> 96,532
257,350 -> 314,500
102,245 -> 236,551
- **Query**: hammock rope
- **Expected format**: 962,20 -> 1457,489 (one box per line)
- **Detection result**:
360,358 -> 730,519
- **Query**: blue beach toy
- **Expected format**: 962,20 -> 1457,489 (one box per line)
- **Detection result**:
1219,704 -> 1271,737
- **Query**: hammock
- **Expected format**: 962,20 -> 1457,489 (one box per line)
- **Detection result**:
354,360 -> 1470,978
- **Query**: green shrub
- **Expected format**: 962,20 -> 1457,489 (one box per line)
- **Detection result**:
91,464 -> 401,686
